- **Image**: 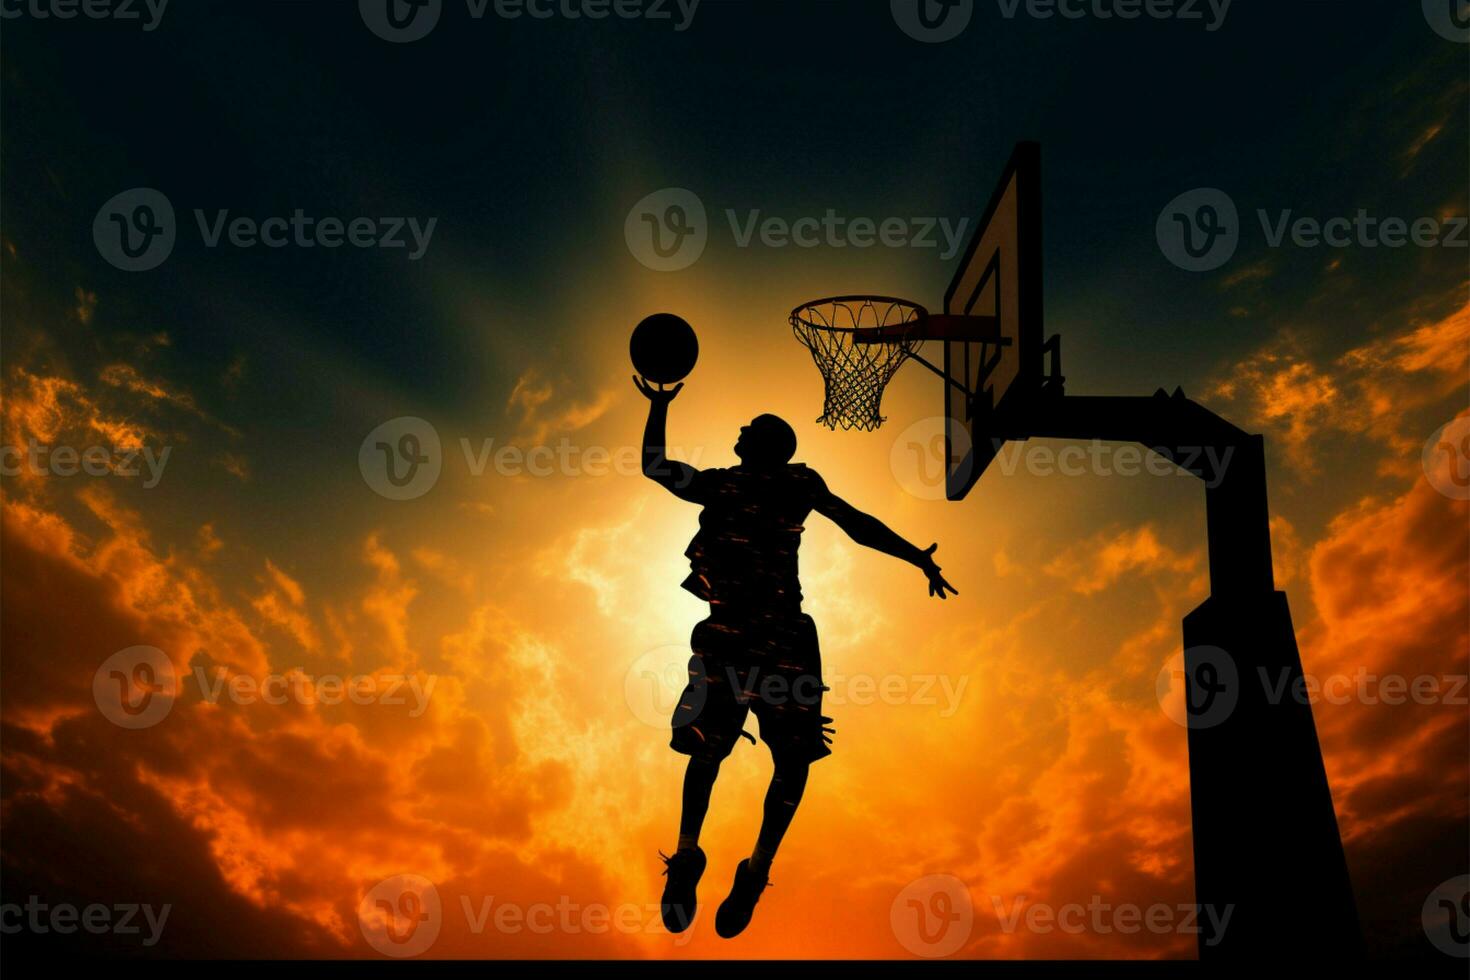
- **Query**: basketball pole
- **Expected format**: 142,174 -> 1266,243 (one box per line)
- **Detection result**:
1005,388 -> 1363,962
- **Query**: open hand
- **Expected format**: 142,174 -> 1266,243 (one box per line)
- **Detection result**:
633,375 -> 683,404
920,543 -> 958,599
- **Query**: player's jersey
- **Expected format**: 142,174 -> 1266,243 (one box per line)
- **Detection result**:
681,463 -> 826,612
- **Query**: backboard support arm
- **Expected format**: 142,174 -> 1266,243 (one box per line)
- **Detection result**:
1005,389 -> 1272,596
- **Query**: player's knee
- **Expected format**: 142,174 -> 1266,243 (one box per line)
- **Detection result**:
770,751 -> 812,777
674,730 -> 736,766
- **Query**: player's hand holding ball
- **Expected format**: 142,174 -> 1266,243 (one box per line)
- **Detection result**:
633,376 -> 683,403
631,313 -> 698,403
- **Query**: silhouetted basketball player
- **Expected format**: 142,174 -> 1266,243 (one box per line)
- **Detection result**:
635,376 -> 957,938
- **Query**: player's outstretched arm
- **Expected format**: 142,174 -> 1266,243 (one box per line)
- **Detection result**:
633,376 -> 703,502
814,489 -> 958,599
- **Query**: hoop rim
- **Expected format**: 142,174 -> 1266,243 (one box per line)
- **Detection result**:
789,295 -> 929,333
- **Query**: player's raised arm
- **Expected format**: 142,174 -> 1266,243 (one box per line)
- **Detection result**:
812,485 -> 958,599
634,376 -> 704,502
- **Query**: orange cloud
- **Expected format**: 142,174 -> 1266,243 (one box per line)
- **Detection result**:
1209,297 -> 1470,474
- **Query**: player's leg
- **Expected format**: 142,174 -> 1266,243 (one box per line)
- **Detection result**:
663,628 -> 749,933
678,755 -> 720,852
715,615 -> 829,939
752,755 -> 809,872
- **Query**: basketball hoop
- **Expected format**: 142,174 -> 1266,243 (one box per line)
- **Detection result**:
790,296 -> 926,431
791,295 -> 1014,431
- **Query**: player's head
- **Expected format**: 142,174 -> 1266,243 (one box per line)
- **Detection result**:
735,414 -> 797,468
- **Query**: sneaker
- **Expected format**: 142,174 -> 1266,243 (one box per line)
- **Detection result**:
714,859 -> 770,938
659,846 -> 706,933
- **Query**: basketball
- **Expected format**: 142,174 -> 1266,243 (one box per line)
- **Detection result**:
630,313 -> 699,385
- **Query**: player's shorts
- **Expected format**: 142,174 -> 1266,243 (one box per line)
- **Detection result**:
669,611 -> 833,764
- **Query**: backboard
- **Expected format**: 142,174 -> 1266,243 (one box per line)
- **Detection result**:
944,142 -> 1044,500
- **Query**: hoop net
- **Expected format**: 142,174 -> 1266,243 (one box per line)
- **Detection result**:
790,296 -> 925,430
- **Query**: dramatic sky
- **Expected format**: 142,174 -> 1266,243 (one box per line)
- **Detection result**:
2,0 -> 1467,962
